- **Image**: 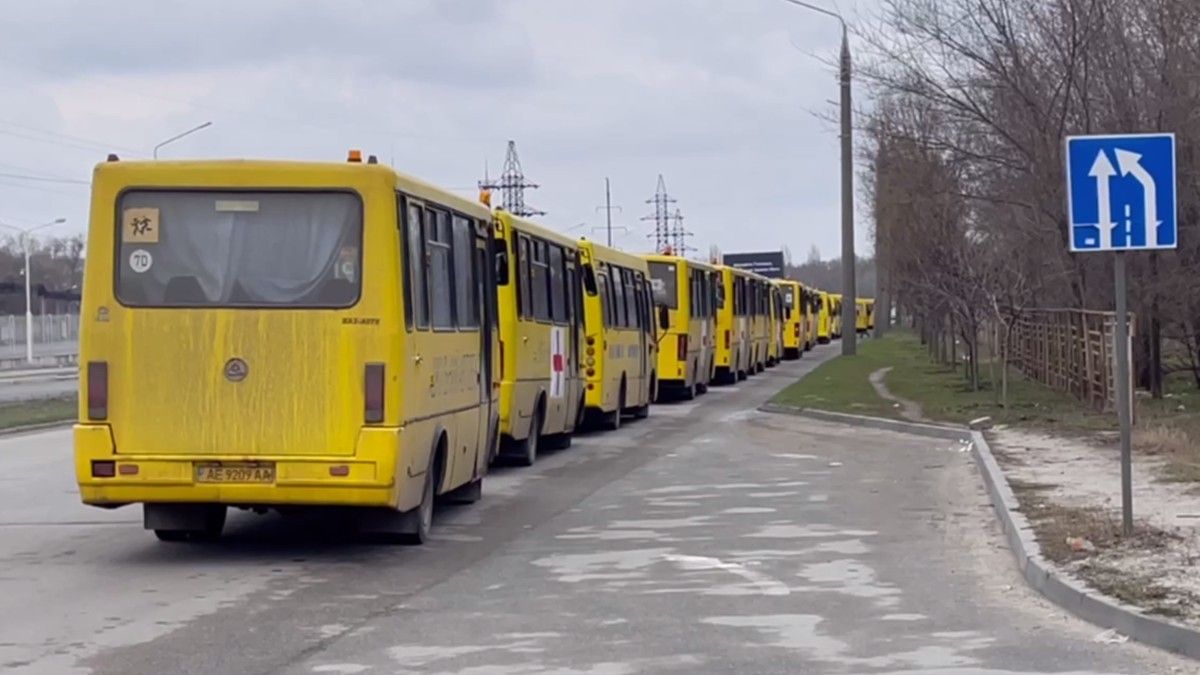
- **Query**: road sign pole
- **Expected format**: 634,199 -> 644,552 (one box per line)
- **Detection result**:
1114,251 -> 1133,537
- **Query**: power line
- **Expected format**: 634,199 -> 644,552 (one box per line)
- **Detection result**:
479,140 -> 544,218
641,174 -> 676,254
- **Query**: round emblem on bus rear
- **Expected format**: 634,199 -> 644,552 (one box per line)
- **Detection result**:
224,358 -> 248,383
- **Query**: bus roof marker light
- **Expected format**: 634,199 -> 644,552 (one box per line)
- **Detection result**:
347,149 -> 363,163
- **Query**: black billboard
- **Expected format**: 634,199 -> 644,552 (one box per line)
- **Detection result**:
722,251 -> 786,279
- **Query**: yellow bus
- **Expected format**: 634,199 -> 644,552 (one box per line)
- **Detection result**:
805,285 -> 820,350
645,254 -> 717,400
777,279 -> 807,360
866,298 -> 877,330
75,153 -> 499,544
816,290 -> 833,344
830,293 -> 844,339
747,273 -> 771,374
578,240 -> 656,428
493,211 -> 586,465
713,265 -> 752,383
856,298 -> 871,334
766,281 -> 784,367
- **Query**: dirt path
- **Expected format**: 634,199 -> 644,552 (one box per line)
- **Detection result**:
869,366 -> 926,422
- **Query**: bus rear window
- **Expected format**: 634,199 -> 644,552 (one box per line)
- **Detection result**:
115,191 -> 362,308
648,262 -> 678,309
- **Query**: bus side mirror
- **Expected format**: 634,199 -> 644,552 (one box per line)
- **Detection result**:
494,251 -> 509,285
658,305 -> 669,331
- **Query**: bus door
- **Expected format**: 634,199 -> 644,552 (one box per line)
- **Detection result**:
636,272 -> 651,402
567,254 -> 584,425
473,219 -> 496,476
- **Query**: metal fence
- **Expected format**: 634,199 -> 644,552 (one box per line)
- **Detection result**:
1003,309 -> 1132,412
0,313 -> 80,358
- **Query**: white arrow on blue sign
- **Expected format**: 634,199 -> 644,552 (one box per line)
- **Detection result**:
1066,133 -> 1177,252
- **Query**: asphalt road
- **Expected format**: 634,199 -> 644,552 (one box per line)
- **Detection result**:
0,345 -> 1193,674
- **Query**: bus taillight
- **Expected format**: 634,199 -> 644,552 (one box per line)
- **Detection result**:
677,335 -> 688,361
87,361 -> 108,421
364,363 -> 385,424
724,330 -> 730,349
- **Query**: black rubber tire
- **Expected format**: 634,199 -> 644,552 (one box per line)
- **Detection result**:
604,386 -> 624,431
444,477 -> 482,504
514,408 -> 541,467
153,505 -> 226,543
400,467 -> 435,545
543,432 -> 572,450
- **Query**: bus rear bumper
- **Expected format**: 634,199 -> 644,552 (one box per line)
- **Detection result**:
73,424 -> 402,509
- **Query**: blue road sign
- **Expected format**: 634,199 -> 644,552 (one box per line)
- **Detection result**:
1066,133 -> 1177,252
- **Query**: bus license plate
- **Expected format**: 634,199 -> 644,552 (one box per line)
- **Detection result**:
196,463 -> 275,484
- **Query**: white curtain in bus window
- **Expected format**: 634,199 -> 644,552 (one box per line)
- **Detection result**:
116,191 -> 361,307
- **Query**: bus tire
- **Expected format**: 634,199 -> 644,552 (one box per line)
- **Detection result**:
400,469 -> 435,545
544,431 -> 572,450
444,477 -> 482,504
603,384 -> 624,431
632,376 -> 651,419
513,406 -> 542,467
149,504 -> 226,543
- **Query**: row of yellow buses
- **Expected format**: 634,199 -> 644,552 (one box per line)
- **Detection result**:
75,153 -> 665,544
73,152 -> 860,545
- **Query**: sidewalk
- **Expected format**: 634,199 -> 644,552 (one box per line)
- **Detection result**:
991,426 -> 1200,626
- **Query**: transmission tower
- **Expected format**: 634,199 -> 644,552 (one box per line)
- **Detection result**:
641,174 -> 676,254
668,208 -> 695,256
478,140 -> 544,217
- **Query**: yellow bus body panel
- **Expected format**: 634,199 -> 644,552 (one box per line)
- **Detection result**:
579,241 -> 654,412
494,211 -> 584,442
644,255 -> 716,389
77,159 -> 495,510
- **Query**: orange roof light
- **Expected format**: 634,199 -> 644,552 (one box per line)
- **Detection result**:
479,188 -> 492,207
347,149 -> 363,163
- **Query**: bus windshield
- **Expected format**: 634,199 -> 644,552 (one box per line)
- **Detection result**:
115,190 -> 362,308
648,262 -> 678,309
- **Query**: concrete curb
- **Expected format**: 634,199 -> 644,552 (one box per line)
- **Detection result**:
0,420 -> 72,437
757,403 -> 971,442
760,403 -> 1200,660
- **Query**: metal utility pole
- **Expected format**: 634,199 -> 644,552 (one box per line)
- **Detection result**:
0,217 -> 65,364
1114,252 -> 1133,536
153,121 -> 212,159
781,0 -> 856,355
479,141 -> 545,217
642,175 -> 677,254
595,178 -> 623,246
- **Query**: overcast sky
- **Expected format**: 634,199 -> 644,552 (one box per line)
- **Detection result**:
0,0 -> 876,260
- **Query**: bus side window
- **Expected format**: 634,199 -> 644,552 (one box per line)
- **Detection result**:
452,215 -> 478,329
426,208 -> 455,330
549,244 -> 567,324
629,270 -> 639,329
621,268 -> 635,329
531,239 -> 551,322
517,234 -> 532,319
597,267 -> 611,328
403,199 -> 428,330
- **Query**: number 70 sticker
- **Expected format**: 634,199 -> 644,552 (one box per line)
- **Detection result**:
129,249 -> 153,273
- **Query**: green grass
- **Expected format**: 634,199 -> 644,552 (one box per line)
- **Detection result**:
771,338 -> 909,419
0,395 -> 76,430
772,331 -> 1115,435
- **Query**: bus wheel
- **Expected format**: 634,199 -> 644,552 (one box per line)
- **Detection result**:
604,386 -> 624,431
544,432 -> 572,451
444,477 -> 482,504
399,464 -> 436,545
149,504 -> 226,543
514,407 -> 541,467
